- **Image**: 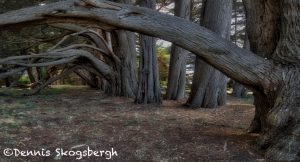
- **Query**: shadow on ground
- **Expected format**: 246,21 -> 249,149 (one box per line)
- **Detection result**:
0,86 -> 265,161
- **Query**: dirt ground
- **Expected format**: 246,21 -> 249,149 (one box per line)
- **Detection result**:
0,86 -> 266,162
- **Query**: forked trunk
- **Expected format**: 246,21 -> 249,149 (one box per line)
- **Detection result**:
244,0 -> 300,160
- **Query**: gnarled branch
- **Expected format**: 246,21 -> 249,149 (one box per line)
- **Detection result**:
0,0 -> 279,91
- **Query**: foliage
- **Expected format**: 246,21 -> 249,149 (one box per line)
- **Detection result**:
156,45 -> 170,87
18,76 -> 30,85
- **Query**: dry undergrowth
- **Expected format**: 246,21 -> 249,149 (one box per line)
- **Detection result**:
0,86 -> 265,161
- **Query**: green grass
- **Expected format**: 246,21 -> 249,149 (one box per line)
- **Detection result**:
4,123 -> 21,129
0,85 -> 87,96
18,75 -> 30,84
0,88 -> 31,96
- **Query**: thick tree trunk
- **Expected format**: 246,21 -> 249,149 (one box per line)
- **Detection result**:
112,29 -> 138,97
244,0 -> 281,133
135,0 -> 162,104
186,0 -> 232,108
0,0 -> 299,160
244,0 -> 300,160
104,0 -> 138,97
165,0 -> 191,100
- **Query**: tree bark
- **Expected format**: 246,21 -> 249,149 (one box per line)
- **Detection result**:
0,0 -> 299,160
232,34 -> 250,98
243,0 -> 281,134
135,0 -> 162,104
112,29 -> 138,97
106,0 -> 138,97
244,0 -> 300,160
186,0 -> 232,108
0,0 -> 275,89
165,0 -> 191,100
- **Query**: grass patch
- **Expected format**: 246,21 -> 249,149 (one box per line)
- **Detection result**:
18,75 -> 30,84
0,85 -> 88,97
4,122 -> 21,129
0,88 -> 31,96
0,100 -> 37,117
242,95 -> 254,104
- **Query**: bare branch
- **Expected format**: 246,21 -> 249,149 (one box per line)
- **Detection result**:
6,56 -> 78,67
25,65 -> 79,95
0,49 -> 114,81
0,67 -> 26,80
0,0 -> 278,89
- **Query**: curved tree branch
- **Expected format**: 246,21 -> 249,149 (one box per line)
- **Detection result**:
0,0 -> 279,91
25,65 -> 79,96
0,67 -> 27,80
0,49 -> 114,81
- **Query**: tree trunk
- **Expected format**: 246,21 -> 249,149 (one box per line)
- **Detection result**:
112,29 -> 138,97
244,0 -> 300,160
244,0 -> 281,133
232,34 -> 250,98
232,81 -> 247,98
36,67 -> 43,81
186,0 -> 232,108
0,0 -> 299,160
105,0 -> 138,98
27,67 -> 36,84
165,0 -> 191,100
135,0 -> 162,104
89,72 -> 99,88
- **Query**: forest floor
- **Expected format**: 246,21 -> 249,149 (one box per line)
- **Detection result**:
0,86 -> 266,162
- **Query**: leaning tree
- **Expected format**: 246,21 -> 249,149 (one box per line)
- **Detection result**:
0,0 -> 299,160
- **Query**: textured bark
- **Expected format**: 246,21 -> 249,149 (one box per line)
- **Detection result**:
27,65 -> 79,95
0,0 -> 299,160
232,35 -> 250,98
244,0 -> 300,160
165,0 -> 191,100
112,30 -> 138,97
244,0 -> 282,134
74,70 -> 99,88
106,0 -> 138,97
135,0 -> 162,104
0,49 -> 115,82
186,0 -> 232,108
0,0 -> 275,89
